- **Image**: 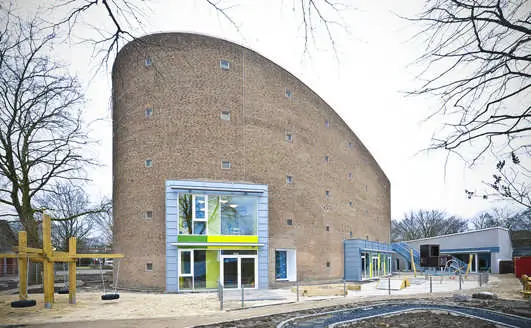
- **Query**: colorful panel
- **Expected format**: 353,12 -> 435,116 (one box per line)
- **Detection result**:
207,235 -> 258,243
205,250 -> 219,288
177,235 -> 208,243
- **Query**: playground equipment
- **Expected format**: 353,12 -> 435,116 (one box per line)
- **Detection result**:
0,214 -> 123,308
520,274 -> 531,298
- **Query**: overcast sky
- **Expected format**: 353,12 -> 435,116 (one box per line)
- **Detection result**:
14,0 -> 523,220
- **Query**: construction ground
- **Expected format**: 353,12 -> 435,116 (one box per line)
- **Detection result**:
0,273 -> 529,327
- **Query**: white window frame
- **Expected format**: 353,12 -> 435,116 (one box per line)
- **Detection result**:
221,160 -> 231,169
192,195 -> 208,235
145,107 -> 153,118
220,60 -> 230,70
145,159 -> 153,168
274,249 -> 296,282
220,254 -> 258,289
144,57 -> 153,67
146,262 -> 153,272
220,111 -> 231,121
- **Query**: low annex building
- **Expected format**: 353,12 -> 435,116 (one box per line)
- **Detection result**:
398,227 -> 513,274
112,33 -> 391,291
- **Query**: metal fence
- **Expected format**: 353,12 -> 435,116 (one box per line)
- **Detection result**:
216,272 -> 491,310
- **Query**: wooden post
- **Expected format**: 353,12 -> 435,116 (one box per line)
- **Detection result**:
18,231 -> 27,300
68,237 -> 77,304
42,215 -> 54,308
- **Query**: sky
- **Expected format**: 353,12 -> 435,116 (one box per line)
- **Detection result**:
13,0 -> 523,220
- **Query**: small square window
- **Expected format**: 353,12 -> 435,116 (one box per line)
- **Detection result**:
348,141 -> 353,149
347,172 -> 352,180
285,133 -> 293,143
145,107 -> 153,118
145,211 -> 153,219
220,111 -> 231,121
326,261 -> 330,267
349,201 -> 353,207
220,60 -> 230,70
221,160 -> 231,169
146,262 -> 153,271
326,225 -> 330,232
144,57 -> 153,67
324,155 -> 329,163
349,231 -> 353,238
145,159 -> 153,168
325,119 -> 329,128
285,88 -> 292,98
325,190 -> 330,197
286,175 -> 293,184
287,219 -> 293,226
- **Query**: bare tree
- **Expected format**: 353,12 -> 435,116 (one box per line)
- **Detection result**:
0,10 -> 93,246
91,197 -> 113,247
36,183 -> 109,251
392,209 -> 468,241
410,0 -> 530,205
47,0 -> 349,66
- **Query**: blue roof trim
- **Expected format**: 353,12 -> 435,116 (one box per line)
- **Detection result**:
441,247 -> 500,254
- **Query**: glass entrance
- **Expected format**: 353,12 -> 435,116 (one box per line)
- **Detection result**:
223,258 -> 238,288
221,256 -> 257,289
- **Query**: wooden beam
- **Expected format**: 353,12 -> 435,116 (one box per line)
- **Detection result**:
68,237 -> 77,304
18,231 -> 27,300
43,214 -> 52,256
43,258 -> 54,308
75,254 -> 124,259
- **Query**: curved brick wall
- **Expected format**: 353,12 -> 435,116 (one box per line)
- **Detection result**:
112,33 -> 390,290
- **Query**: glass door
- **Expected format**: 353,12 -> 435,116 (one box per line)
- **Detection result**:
372,257 -> 378,278
223,257 -> 238,288
241,258 -> 255,288
221,255 -> 257,289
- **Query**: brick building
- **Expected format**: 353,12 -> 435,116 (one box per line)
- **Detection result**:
112,33 -> 391,291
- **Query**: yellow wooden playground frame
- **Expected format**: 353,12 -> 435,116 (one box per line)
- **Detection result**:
0,214 -> 123,308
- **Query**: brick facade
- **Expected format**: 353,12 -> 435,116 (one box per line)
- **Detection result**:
112,33 -> 391,290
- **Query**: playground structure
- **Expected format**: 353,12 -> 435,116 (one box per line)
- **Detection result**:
392,242 -> 474,277
0,214 -> 123,308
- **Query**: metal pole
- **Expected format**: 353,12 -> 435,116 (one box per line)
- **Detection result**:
479,273 -> 482,287
219,282 -> 223,311
296,278 -> 300,302
241,285 -> 244,309
459,273 -> 462,290
388,277 -> 391,295
344,280 -> 347,297
430,275 -> 432,294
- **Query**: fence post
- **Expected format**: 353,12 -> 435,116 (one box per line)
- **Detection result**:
344,279 -> 347,297
219,281 -> 224,311
296,278 -> 300,302
241,285 -> 244,309
429,275 -> 432,294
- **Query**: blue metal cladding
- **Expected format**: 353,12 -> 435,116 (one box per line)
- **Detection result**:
344,239 -> 394,281
165,180 -> 269,292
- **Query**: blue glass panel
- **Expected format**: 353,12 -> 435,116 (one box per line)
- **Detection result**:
275,251 -> 287,279
221,196 -> 257,235
194,222 -> 206,235
195,196 -> 206,219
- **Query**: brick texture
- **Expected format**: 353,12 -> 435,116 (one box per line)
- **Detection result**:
112,33 -> 391,289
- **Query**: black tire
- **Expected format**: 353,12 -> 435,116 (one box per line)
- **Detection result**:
58,288 -> 69,294
101,293 -> 120,301
11,299 -> 37,308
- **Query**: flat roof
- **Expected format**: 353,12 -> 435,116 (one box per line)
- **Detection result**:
403,226 -> 510,243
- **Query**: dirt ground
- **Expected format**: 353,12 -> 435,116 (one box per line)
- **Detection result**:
0,274 -> 528,327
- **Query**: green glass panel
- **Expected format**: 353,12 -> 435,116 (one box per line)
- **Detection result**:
177,235 -> 208,243
205,250 -> 220,288
208,196 -> 221,235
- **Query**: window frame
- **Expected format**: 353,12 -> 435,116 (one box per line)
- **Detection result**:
220,111 -> 231,121
192,195 -> 208,235
221,160 -> 231,169
220,60 -> 230,70
145,159 -> 153,168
